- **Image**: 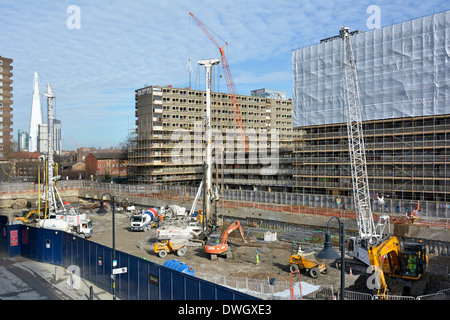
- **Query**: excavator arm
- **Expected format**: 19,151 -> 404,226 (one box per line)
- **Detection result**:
367,236 -> 401,295
220,220 -> 247,244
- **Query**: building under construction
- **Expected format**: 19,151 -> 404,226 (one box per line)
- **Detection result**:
293,11 -> 450,208
128,85 -> 296,191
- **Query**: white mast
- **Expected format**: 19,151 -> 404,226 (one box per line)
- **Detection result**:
42,82 -> 65,216
340,27 -> 383,244
198,58 -> 220,225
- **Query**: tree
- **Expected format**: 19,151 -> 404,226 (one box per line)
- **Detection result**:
0,140 -> 18,182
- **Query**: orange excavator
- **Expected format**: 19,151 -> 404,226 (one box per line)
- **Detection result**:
205,220 -> 247,260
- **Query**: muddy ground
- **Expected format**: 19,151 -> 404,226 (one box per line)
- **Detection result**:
5,206 -> 450,298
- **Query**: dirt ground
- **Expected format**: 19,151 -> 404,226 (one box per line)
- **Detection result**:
84,208 -> 450,297
4,206 -> 450,298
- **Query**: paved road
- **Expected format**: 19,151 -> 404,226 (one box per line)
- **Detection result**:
0,256 -> 114,300
0,257 -> 69,300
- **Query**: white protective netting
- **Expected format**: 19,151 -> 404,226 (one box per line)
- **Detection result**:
293,11 -> 450,127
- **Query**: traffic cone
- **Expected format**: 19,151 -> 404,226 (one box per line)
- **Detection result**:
349,267 -> 353,275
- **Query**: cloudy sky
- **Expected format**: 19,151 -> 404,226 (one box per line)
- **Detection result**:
1,0 -> 448,150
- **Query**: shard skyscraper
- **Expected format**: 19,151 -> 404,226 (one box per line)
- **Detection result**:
29,72 -> 43,152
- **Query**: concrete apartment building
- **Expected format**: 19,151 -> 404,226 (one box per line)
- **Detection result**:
292,11 -> 450,215
0,56 -> 13,157
128,85 -> 296,191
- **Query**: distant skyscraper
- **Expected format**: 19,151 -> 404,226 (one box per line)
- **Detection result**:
38,119 -> 62,155
29,72 -> 43,152
18,129 -> 30,151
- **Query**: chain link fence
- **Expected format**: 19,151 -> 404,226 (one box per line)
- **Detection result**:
195,272 -> 334,300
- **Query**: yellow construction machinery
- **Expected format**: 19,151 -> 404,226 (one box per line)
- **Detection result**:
289,245 -> 329,278
14,208 -> 44,223
365,236 -> 428,295
154,240 -> 187,258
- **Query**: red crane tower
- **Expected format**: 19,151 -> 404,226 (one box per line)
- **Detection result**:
189,12 -> 249,152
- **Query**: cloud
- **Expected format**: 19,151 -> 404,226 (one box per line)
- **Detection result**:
1,0 -> 447,149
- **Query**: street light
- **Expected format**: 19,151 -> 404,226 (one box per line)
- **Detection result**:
97,201 -> 108,215
316,216 -> 345,300
96,192 -> 116,300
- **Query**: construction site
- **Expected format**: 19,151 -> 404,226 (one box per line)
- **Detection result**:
1,9 -> 450,301
1,179 -> 450,300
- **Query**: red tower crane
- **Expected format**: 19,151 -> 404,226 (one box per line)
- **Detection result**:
189,12 -> 249,152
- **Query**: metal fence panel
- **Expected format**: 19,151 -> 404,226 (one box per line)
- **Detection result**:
8,225 -> 256,300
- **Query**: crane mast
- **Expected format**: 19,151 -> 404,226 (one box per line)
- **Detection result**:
42,83 -> 65,217
189,12 -> 249,152
340,27 -> 378,244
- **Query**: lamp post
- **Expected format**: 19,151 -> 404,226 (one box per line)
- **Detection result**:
96,192 -> 116,300
316,216 -> 346,300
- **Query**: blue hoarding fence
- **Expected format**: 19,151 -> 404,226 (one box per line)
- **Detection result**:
0,221 -> 257,300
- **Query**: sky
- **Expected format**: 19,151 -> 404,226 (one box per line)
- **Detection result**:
1,0 -> 448,150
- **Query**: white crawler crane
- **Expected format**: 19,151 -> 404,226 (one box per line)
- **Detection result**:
340,27 -> 389,264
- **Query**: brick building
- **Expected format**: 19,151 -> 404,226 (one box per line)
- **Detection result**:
85,151 -> 127,179
10,151 -> 41,179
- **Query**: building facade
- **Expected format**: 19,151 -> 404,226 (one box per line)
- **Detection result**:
251,88 -> 287,100
37,119 -> 62,155
129,85 -> 296,191
18,129 -> 30,151
85,151 -> 127,180
292,11 -> 450,205
10,151 -> 41,180
0,56 -> 13,157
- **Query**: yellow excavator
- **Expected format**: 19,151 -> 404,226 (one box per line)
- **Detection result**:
14,208 -> 44,223
367,236 -> 428,296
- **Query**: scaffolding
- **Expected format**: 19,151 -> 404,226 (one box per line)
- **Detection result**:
294,114 -> 450,203
128,85 -> 297,191
292,11 -> 450,207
